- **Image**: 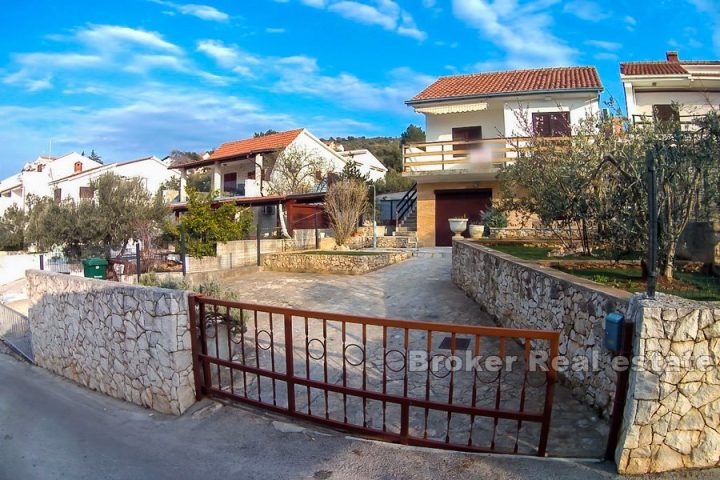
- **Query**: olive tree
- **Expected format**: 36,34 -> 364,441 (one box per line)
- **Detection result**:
264,145 -> 333,195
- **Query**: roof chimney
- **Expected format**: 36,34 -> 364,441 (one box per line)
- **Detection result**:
666,51 -> 679,62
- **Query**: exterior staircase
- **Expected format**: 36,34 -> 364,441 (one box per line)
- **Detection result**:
393,184 -> 419,249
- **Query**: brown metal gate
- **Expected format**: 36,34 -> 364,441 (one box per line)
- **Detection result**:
189,295 -> 560,456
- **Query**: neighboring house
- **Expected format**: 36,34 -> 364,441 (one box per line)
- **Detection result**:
403,66 -> 603,246
49,156 -> 176,202
0,152 -> 102,214
172,128 -> 349,202
621,51 -> 720,126
337,149 -> 387,182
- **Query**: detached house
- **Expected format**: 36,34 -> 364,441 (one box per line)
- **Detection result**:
403,66 -> 603,246
0,152 -> 102,214
621,51 -> 720,126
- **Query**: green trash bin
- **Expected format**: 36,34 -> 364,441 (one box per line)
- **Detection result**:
82,257 -> 108,279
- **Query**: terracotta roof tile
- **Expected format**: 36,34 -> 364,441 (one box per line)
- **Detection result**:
620,62 -> 689,76
209,129 -> 304,161
409,67 -> 602,102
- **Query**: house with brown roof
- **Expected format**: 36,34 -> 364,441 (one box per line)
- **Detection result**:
621,51 -> 720,126
172,128 -> 349,203
403,66 -> 603,246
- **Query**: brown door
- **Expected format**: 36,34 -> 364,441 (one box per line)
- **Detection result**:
434,189 -> 492,246
223,172 -> 237,194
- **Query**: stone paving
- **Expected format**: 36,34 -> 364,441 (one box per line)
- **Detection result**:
206,254 -> 610,458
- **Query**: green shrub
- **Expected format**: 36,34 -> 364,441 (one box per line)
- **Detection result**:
481,207 -> 508,229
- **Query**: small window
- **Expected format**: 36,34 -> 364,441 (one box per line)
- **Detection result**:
74,161 -> 83,173
314,170 -> 323,181
452,126 -> 483,142
37,164 -> 44,173
54,189 -> 62,203
532,112 -> 571,137
79,187 -> 94,199
653,104 -> 680,124
247,171 -> 256,180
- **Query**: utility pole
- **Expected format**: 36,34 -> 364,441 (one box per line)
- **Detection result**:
372,183 -> 377,249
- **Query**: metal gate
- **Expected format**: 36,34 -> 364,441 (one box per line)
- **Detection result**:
189,295 -> 560,456
0,303 -> 34,362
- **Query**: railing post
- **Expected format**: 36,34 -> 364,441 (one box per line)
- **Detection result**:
284,313 -> 296,413
314,213 -> 320,250
537,334 -> 559,457
135,242 -> 141,283
605,319 -> 636,460
39,254 -> 44,271
256,223 -> 261,267
180,231 -> 187,277
187,294 -> 204,400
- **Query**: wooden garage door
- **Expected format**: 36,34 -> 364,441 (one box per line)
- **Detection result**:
435,189 -> 492,246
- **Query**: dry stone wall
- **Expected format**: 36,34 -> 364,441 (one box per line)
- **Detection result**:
616,294 -> 720,474
452,240 -> 631,417
27,270 -> 196,415
262,251 -> 411,275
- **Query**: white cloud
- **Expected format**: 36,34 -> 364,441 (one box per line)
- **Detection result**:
585,40 -> 622,51
149,0 -> 230,22
688,0 -> 720,54
284,0 -> 426,41
562,0 -> 610,22
123,54 -> 189,74
77,25 -> 182,53
624,15 -> 636,25
451,0 -> 576,68
196,39 -> 260,77
266,27 -> 286,33
594,52 -> 618,61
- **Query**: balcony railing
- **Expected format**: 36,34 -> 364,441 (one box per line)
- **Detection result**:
402,137 -> 568,174
631,114 -> 705,130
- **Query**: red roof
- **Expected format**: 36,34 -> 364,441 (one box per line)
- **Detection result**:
409,67 -> 602,103
209,129 -> 304,161
620,62 -> 690,76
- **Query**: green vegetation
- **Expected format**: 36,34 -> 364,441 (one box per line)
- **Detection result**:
485,244 -> 642,261
554,266 -> 720,301
298,250 -> 383,256
0,205 -> 27,251
169,188 -> 253,257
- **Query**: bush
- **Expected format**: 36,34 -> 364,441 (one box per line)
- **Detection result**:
481,207 -> 508,229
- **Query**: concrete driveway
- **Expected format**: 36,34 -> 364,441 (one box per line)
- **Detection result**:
4,350 -> 716,480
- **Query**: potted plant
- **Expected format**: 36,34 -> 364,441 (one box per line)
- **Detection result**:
481,207 -> 508,237
448,214 -> 468,240
468,221 -> 485,240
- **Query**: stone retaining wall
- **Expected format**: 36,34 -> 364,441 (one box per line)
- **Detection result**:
27,270 -> 195,415
262,251 -> 411,275
452,240 -> 631,417
347,236 -> 410,249
616,294 -> 720,474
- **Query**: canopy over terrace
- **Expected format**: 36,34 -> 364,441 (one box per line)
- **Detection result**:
170,191 -> 329,236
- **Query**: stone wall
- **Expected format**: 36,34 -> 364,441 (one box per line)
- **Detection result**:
347,236 -> 411,249
262,251 -> 411,275
27,270 -> 195,415
616,294 -> 720,474
489,227 -> 582,240
452,240 -> 631,417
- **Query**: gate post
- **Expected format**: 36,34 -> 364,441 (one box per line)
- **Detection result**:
284,313 -> 296,413
187,294 -> 205,401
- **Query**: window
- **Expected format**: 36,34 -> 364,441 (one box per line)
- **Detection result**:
74,161 -> 83,173
532,112 -> 571,137
653,104 -> 680,124
37,164 -> 44,173
452,127 -> 482,157
53,189 -> 62,203
247,171 -> 256,180
223,172 -> 238,195
79,187 -> 94,199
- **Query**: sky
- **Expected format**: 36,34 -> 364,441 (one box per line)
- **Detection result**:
1,0 -> 719,177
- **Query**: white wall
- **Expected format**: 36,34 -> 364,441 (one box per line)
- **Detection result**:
426,104 -> 506,142
288,131 -> 346,173
631,90 -> 720,118
502,94 -> 600,137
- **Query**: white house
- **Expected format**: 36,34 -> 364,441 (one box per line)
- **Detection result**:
403,66 -> 603,246
338,149 -> 387,182
49,156 -> 176,202
172,128 -> 352,202
621,51 -> 720,126
0,152 -> 102,214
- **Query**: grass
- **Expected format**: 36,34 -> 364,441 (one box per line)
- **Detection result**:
554,266 -> 720,301
483,243 -> 641,261
297,250 -> 384,256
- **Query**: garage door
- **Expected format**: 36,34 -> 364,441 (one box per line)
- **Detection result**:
434,189 -> 492,246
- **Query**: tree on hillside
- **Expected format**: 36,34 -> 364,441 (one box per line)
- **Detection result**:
400,124 -> 426,144
168,150 -> 202,166
88,149 -> 103,164
0,205 -> 27,251
375,170 -> 415,194
254,129 -> 279,137
339,160 -> 370,183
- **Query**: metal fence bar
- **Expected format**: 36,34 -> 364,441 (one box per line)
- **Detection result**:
0,303 -> 33,362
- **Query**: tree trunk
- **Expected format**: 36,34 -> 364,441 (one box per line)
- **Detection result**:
663,240 -> 676,281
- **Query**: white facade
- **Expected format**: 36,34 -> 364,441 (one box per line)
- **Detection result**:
339,149 -> 388,182
50,156 -> 176,202
0,152 -> 102,214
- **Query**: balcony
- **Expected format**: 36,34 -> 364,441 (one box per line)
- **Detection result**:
631,114 -> 705,131
402,137 -> 568,176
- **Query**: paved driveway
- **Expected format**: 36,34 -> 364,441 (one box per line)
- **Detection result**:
221,255 -> 608,458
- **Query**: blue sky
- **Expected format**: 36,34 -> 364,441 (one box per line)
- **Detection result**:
1,0 -> 718,176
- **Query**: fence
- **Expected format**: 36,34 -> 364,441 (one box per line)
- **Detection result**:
190,296 -> 560,456
0,302 -> 33,362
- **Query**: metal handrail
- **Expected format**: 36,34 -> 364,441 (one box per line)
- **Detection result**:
395,183 -> 417,229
